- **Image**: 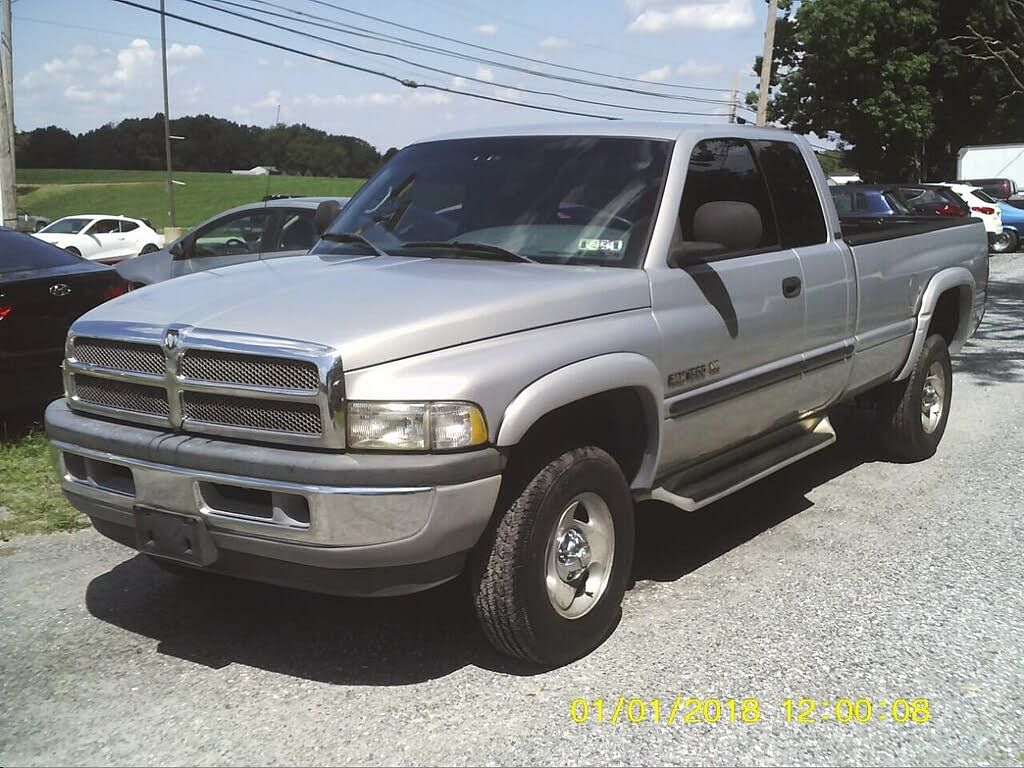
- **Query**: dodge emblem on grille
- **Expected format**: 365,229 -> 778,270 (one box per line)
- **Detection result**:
49,283 -> 71,297
163,330 -> 179,350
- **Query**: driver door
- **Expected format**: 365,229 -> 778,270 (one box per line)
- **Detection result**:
172,210 -> 275,279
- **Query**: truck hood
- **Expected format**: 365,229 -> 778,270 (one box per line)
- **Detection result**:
79,254 -> 652,370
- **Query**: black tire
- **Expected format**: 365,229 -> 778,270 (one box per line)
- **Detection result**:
991,229 -> 1018,254
878,334 -> 952,462
65,246 -> 81,257
139,243 -> 160,255
471,446 -> 635,667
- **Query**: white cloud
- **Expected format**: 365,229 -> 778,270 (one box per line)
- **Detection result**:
111,38 -> 155,83
637,65 -> 672,82
676,58 -> 723,76
451,76 -> 468,89
167,43 -> 203,61
293,89 -> 450,109
475,66 -> 495,83
626,0 -> 755,32
64,85 -> 123,105
493,87 -> 520,102
254,89 -> 283,109
17,36 -> 206,121
538,36 -> 571,49
474,23 -> 498,36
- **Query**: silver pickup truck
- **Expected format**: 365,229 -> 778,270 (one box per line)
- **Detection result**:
45,123 -> 988,666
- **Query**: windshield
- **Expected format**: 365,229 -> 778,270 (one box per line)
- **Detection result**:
314,135 -> 672,268
41,217 -> 92,235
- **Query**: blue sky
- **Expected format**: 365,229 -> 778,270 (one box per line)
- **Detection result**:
14,0 -> 770,151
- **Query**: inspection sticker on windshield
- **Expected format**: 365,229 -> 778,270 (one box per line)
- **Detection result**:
578,238 -> 623,253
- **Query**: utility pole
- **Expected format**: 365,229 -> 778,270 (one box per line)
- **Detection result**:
728,70 -> 740,124
756,0 -> 779,127
160,0 -> 177,229
0,0 -> 15,228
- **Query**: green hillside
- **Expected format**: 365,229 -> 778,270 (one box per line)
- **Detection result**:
16,169 -> 366,231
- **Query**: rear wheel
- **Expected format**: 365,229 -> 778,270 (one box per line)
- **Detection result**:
139,243 -> 160,255
33,221 -> 45,233
65,246 -> 81,257
877,334 -> 952,462
991,229 -> 1018,254
471,446 -> 634,666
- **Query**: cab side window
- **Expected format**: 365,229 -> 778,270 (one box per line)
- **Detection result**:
193,211 -> 272,258
751,140 -> 827,248
273,210 -> 319,252
677,138 -> 779,261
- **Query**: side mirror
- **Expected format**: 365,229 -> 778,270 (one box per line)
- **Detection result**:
315,199 -> 343,235
169,239 -> 190,261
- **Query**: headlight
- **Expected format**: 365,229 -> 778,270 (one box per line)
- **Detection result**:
346,401 -> 488,451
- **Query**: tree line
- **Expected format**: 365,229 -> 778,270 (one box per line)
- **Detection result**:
752,0 -> 1024,182
15,114 -> 393,178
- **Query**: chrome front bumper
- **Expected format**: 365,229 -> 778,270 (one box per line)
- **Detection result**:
46,400 -> 504,594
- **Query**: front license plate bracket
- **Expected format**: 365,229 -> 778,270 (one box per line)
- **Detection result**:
134,505 -> 218,567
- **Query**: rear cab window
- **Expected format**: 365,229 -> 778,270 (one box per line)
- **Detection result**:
675,138 -> 779,261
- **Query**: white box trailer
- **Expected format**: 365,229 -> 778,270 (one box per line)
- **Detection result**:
958,143 -> 1024,189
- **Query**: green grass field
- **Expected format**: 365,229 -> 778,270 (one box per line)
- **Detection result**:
16,169 -> 367,232
0,428 -> 86,539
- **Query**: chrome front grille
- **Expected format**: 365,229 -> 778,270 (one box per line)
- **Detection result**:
180,350 -> 319,391
73,338 -> 165,375
73,374 -> 170,416
65,323 -> 344,448
183,392 -> 322,435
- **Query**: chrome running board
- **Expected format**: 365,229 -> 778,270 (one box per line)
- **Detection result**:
651,418 -> 837,512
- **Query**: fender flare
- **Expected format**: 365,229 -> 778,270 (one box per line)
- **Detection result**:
496,353 -> 664,490
894,267 -> 975,381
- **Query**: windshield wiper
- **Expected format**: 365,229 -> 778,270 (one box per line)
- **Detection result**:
400,240 -> 534,263
320,231 -> 390,258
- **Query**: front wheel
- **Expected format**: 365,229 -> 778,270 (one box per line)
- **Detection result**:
471,446 -> 634,666
878,334 -> 952,462
991,229 -> 1018,254
65,246 -> 81,257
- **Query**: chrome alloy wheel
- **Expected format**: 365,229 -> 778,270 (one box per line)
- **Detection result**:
544,492 -> 615,620
921,361 -> 946,434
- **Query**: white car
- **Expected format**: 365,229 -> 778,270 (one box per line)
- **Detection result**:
34,215 -> 164,263
942,184 -> 1003,244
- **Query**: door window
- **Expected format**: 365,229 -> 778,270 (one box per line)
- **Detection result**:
273,210 -> 319,252
119,220 -> 139,233
90,219 -> 121,235
752,140 -> 827,248
193,211 -> 272,258
677,138 -> 779,260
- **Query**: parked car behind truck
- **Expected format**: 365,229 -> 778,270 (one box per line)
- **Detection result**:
116,197 -> 350,285
46,123 -> 988,666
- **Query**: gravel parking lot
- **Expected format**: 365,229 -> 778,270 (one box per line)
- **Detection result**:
2,256 -> 1022,767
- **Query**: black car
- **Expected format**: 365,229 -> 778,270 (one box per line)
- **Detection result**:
899,184 -> 970,217
0,227 -> 127,412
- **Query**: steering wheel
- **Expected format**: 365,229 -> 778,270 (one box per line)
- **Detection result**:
224,238 -> 247,251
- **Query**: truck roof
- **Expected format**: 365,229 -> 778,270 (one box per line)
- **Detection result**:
421,120 -> 800,144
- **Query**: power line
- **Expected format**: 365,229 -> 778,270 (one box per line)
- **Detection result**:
185,0 -> 735,117
295,0 -> 732,94
200,0 -> 737,108
110,0 -> 621,120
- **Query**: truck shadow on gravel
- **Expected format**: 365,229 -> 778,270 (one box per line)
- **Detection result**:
83,428 -> 879,684
954,272 -> 1024,385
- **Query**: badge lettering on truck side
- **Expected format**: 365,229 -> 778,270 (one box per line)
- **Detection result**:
668,360 -> 720,388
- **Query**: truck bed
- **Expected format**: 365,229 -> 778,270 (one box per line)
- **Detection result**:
839,215 -> 981,247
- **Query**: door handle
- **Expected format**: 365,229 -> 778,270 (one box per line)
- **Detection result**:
782,276 -> 802,299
